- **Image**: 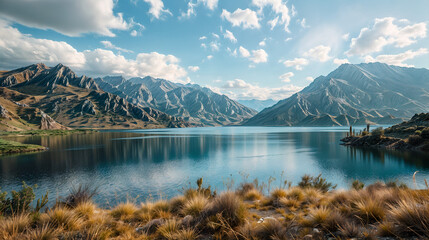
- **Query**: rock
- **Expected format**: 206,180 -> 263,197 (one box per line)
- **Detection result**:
181,215 -> 194,227
40,111 -> 68,130
257,216 -> 277,223
0,104 -> 11,119
303,234 -> 313,240
136,218 -> 165,235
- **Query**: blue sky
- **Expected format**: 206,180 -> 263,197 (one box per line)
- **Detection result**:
0,0 -> 428,100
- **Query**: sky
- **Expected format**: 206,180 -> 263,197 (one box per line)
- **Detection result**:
0,0 -> 428,101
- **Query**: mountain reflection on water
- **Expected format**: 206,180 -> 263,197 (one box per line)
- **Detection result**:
1,127 -> 428,205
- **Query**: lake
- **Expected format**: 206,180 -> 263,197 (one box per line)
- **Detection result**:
1,126 -> 429,206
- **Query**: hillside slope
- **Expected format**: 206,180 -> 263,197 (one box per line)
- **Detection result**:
245,63 -> 429,126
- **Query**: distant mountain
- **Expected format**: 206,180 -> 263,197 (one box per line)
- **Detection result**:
95,76 -> 257,126
237,99 -> 276,112
0,64 -> 191,131
245,62 -> 429,126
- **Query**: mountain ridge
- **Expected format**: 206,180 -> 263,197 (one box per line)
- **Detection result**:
245,62 -> 429,126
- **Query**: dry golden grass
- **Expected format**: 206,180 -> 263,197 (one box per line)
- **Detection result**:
181,195 -> 209,217
2,177 -> 429,239
110,202 -> 138,220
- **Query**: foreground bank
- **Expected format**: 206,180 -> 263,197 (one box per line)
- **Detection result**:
1,176 -> 428,239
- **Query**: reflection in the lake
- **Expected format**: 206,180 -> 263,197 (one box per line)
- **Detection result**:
1,127 -> 428,206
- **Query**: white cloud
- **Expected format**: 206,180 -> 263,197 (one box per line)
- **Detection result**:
364,48 -> 428,67
224,30 -> 237,43
342,33 -> 350,40
279,72 -> 294,83
207,55 -> 213,60
227,47 -> 238,57
239,46 -> 251,57
347,17 -> 427,56
101,41 -> 133,53
252,0 -> 292,32
180,0 -> 218,19
199,36 -> 207,40
298,18 -> 309,28
221,8 -> 260,29
250,49 -> 268,63
304,45 -> 332,62
212,33 -> 220,39
268,16 -> 279,30
283,58 -> 309,70
210,41 -> 220,51
198,0 -> 218,10
0,22 -> 188,82
0,0 -> 129,37
238,46 -> 267,64
219,78 -> 302,100
130,30 -> 138,37
306,77 -> 314,81
188,66 -> 200,72
259,39 -> 266,47
201,43 -> 207,48
333,58 -> 350,65
285,37 -> 292,42
142,0 -> 172,19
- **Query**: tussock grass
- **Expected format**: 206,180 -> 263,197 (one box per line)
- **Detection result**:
2,175 -> 428,239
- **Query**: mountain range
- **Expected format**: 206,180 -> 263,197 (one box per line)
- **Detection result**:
94,76 -> 257,126
245,62 -> 429,126
237,99 -> 277,112
0,64 -> 192,130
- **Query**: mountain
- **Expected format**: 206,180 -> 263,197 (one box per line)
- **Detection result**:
245,62 -> 429,126
94,76 -> 257,126
237,99 -> 276,112
0,63 -> 191,131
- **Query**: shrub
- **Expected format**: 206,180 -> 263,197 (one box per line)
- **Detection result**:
0,214 -> 31,237
352,180 -> 365,190
298,174 -> 336,192
243,189 -> 263,201
0,182 -> 48,215
408,134 -> 424,146
421,127 -> 429,139
372,127 -> 384,137
41,207 -> 83,230
354,199 -> 385,223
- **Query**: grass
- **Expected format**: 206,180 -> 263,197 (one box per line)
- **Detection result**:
0,138 -> 46,155
1,176 -> 429,239
0,129 -> 96,137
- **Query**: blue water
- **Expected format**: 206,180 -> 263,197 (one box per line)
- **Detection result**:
1,126 -> 429,206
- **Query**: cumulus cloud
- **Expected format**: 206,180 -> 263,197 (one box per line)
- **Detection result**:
0,0 -> 129,36
188,66 -> 200,72
221,8 -> 260,29
199,36 -> 207,40
303,45 -> 332,62
224,30 -> 237,43
298,18 -> 309,28
219,78 -> 302,100
142,0 -> 172,19
342,33 -> 350,40
238,46 -> 267,63
227,47 -> 238,57
252,0 -> 292,32
198,0 -> 218,10
130,30 -> 138,37
0,22 -> 188,82
250,49 -> 268,63
306,77 -> 314,81
347,17 -> 427,56
101,41 -> 133,53
279,72 -> 294,82
207,55 -> 213,60
259,39 -> 266,46
333,58 -> 350,65
239,46 -> 251,57
283,58 -> 309,70
364,48 -> 428,67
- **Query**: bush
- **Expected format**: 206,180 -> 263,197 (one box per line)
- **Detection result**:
0,182 -> 48,216
298,174 -> 336,192
408,134 -> 424,146
61,184 -> 98,208
352,180 -> 365,190
420,127 -> 429,139
372,127 -> 384,137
